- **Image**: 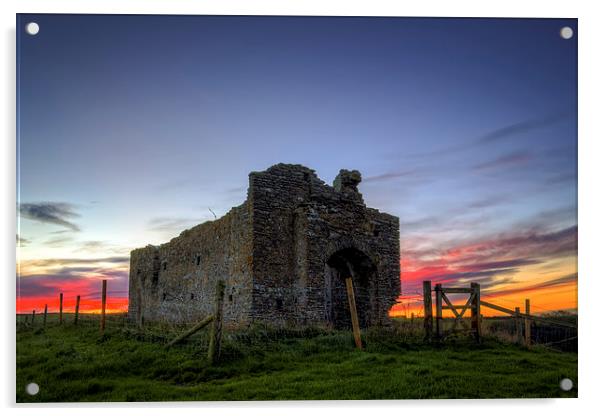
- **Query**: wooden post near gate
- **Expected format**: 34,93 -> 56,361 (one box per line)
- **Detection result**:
43,304 -> 48,327
74,295 -> 81,325
31,310 -> 35,326
514,307 -> 522,344
525,299 -> 532,348
423,280 -> 433,340
101,280 -> 107,332
208,280 -> 225,364
345,277 -> 363,350
59,293 -> 63,324
470,282 -> 482,343
435,283 -> 443,339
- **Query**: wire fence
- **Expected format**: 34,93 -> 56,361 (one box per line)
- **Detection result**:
16,279 -> 577,355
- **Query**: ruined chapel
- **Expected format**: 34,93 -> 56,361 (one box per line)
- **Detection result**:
128,164 -> 401,329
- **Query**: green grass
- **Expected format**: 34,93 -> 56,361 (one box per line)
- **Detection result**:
16,314 -> 577,402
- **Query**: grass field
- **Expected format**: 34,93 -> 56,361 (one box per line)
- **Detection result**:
16,314 -> 577,402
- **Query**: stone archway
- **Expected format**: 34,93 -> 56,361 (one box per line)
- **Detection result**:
324,247 -> 376,329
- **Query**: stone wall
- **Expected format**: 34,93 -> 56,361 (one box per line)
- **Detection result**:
128,202 -> 253,327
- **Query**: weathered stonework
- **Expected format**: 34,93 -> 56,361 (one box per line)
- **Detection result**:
128,164 -> 401,329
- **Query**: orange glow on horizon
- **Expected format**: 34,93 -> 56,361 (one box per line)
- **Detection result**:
16,295 -> 128,315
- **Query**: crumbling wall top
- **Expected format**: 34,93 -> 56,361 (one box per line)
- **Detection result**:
333,169 -> 362,193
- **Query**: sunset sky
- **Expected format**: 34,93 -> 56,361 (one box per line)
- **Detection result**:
16,15 -> 577,316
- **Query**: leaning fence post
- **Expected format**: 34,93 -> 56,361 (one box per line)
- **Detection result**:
525,299 -> 531,348
43,304 -> 48,327
435,283 -> 443,340
101,280 -> 107,332
514,307 -> 522,344
423,281 -> 433,340
59,293 -> 63,325
208,280 -> 225,364
470,282 -> 481,343
167,315 -> 214,348
74,295 -> 81,325
345,277 -> 363,350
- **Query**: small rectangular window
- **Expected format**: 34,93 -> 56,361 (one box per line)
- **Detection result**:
162,262 -> 167,271
196,255 -> 201,266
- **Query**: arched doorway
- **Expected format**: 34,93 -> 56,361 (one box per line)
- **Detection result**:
325,247 -> 376,329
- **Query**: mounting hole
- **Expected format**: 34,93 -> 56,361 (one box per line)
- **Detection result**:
25,22 -> 40,36
560,26 -> 574,40
559,378 -> 573,391
25,382 -> 39,395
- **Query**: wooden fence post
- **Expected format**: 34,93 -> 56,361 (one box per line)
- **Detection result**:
59,293 -> 63,324
31,310 -> 36,326
423,281 -> 433,340
101,280 -> 107,332
74,295 -> 81,325
435,283 -> 443,340
43,304 -> 48,327
345,277 -> 363,350
514,307 -> 522,344
208,280 -> 225,364
470,282 -> 481,343
525,299 -> 531,348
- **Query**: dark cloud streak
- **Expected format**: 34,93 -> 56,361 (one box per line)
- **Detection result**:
19,202 -> 81,231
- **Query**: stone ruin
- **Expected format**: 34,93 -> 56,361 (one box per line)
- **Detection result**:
128,164 -> 401,329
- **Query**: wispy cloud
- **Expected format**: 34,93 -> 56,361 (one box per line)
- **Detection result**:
473,150 -> 532,171
19,256 -> 129,271
16,234 -> 30,247
44,236 -> 75,247
148,216 -> 208,234
18,202 -> 81,232
401,225 -> 577,292
476,111 -> 574,144
408,111 -> 575,159
483,273 -> 577,297
74,240 -> 129,255
17,257 -> 131,311
17,269 -> 129,298
364,169 -> 419,183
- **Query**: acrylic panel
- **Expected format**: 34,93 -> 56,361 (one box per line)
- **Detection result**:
16,14 -> 578,402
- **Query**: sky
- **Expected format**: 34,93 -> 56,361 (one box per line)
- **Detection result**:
16,15 -> 577,317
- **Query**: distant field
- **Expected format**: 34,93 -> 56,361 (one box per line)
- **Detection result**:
16,314 -> 577,402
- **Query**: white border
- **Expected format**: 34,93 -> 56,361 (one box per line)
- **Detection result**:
3,1 -> 601,415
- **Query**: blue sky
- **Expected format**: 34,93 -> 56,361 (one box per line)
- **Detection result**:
16,15 -> 577,313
